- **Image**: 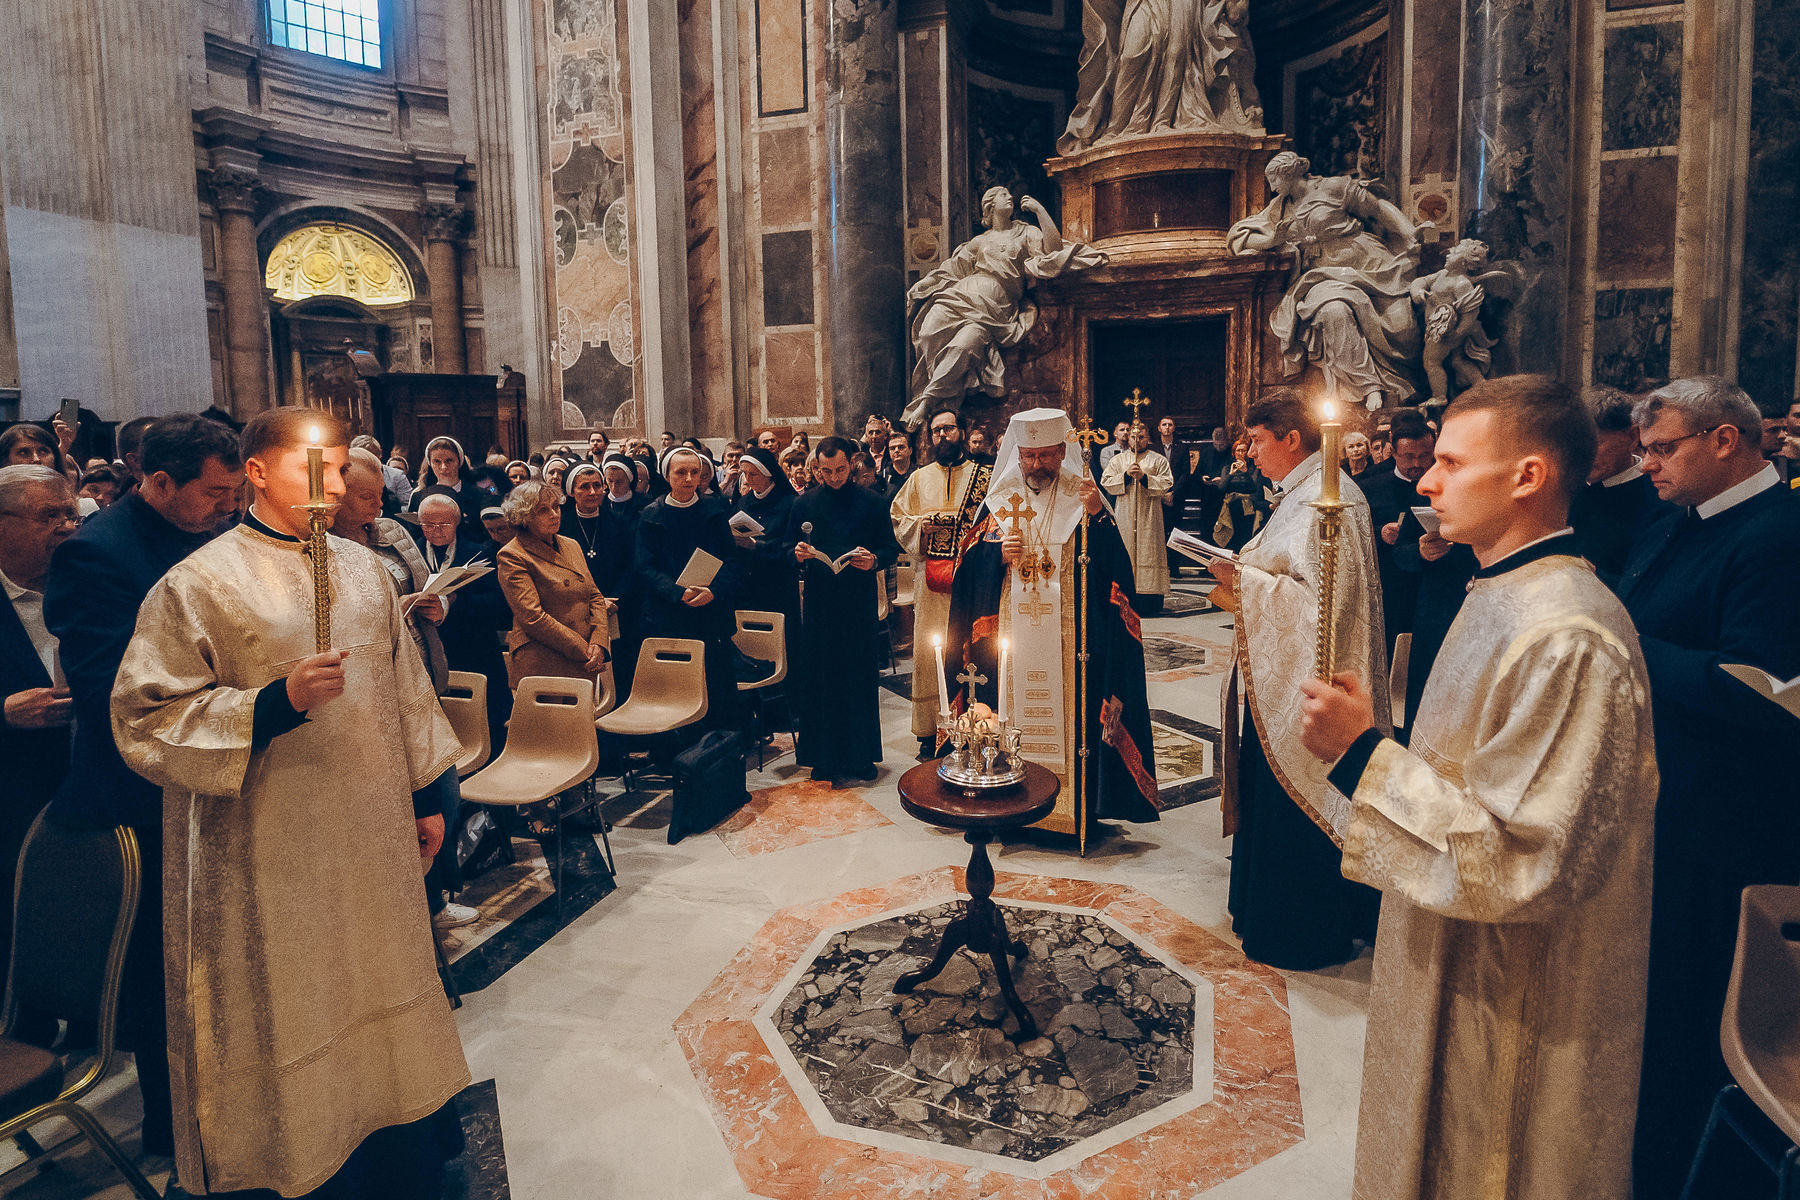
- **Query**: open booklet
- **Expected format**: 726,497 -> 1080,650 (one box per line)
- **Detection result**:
400,562 -> 492,615
676,548 -> 723,589
1167,528 -> 1238,566
727,510 -> 765,536
1410,505 -> 1442,535
1721,663 -> 1800,719
800,545 -> 865,574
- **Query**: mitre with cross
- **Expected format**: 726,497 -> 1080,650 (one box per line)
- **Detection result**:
988,406 -> 1087,551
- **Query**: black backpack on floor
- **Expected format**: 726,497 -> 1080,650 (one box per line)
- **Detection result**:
668,730 -> 751,844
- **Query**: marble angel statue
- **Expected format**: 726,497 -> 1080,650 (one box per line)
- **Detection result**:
902,187 -> 1107,429
1228,151 -> 1429,410
1058,0 -> 1264,157
1409,238 -> 1521,406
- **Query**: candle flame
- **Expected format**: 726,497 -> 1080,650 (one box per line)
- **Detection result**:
1001,638 -> 1009,651
307,425 -> 321,446
1321,400 -> 1337,421
934,634 -> 943,648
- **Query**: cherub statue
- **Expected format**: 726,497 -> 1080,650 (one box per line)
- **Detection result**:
1408,239 -> 1521,406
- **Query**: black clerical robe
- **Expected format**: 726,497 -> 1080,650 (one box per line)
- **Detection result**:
785,482 -> 901,776
1618,482 -> 1800,1199
1388,511 -> 1477,741
1571,470 -> 1666,587
634,494 -> 743,727
945,507 -> 1160,829
1360,469 -> 1425,648
565,496 -> 646,694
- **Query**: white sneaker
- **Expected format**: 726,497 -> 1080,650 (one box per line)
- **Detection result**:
434,902 -> 480,929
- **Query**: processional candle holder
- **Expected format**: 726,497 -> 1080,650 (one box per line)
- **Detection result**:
1307,400 -> 1347,680
299,430 -> 335,653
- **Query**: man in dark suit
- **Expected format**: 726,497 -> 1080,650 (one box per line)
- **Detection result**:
0,465 -> 78,994
43,414 -> 242,1157
1570,385 -> 1668,587
1362,409 -> 1437,649
1619,378 -> 1800,1199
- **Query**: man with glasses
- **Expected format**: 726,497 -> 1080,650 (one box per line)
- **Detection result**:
0,464 -> 78,993
1618,377 -> 1800,1199
1569,385 -> 1667,586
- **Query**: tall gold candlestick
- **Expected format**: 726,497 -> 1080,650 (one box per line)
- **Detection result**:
1319,399 -> 1342,504
1308,399 -> 1349,681
303,428 -> 332,653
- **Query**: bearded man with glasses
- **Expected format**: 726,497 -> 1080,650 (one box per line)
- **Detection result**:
1618,376 -> 1800,1198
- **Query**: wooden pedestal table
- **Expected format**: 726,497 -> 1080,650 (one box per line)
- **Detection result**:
892,760 -> 1060,1040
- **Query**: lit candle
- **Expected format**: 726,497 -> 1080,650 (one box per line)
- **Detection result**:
998,638 -> 1010,723
306,425 -> 326,504
934,635 -> 950,716
1319,400 -> 1342,504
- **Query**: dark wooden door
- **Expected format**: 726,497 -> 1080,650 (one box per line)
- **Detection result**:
1088,319 -> 1230,442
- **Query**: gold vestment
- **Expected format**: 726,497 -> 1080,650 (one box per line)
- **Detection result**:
891,458 -> 983,737
113,524 -> 470,1197
1100,448 -> 1173,597
1343,554 -> 1658,1200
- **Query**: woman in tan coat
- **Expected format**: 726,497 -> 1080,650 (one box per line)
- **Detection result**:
496,481 -> 610,687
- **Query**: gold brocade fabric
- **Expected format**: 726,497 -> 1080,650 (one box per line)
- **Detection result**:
112,525 -> 468,1197
1232,456 -> 1389,841
994,524 -> 1081,836
1341,556 -> 1658,1200
1100,449 -> 1173,597
891,460 -> 982,737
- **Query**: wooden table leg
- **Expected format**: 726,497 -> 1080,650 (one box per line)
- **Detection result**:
893,831 -> 1038,1040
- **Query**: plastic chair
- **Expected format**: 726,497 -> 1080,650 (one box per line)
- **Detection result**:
440,671 -> 492,778
1682,886 -> 1800,1199
459,676 -> 607,918
734,611 -> 788,769
0,817 -> 157,1199
1389,632 -> 1412,731
893,561 -> 916,609
598,639 -> 710,790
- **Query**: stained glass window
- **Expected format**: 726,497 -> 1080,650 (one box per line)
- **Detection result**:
268,0 -> 383,69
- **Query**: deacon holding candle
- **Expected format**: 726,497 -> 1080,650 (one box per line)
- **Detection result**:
1205,386 -> 1389,969
112,408 -> 470,1198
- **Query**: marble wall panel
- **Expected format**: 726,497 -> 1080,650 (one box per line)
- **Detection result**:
1736,0 -> 1800,408
1595,154 -> 1677,282
544,0 -> 639,432
903,27 -> 945,233
1287,25 -> 1387,181
762,328 -> 820,419
761,230 -> 816,327
680,0 -> 730,433
756,0 -> 808,115
1593,286 -> 1673,390
758,127 -> 814,231
1602,22 -> 1684,152
967,81 -> 1062,236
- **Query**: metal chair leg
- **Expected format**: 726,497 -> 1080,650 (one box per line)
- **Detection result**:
1681,1085 -> 1732,1200
51,1103 -> 160,1200
1782,1145 -> 1800,1200
553,803 -> 565,928
433,927 -> 462,1010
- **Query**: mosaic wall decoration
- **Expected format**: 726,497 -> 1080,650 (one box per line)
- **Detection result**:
967,79 -> 1065,238
544,0 -> 640,432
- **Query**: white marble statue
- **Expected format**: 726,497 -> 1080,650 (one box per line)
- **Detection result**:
1058,0 -> 1264,157
1227,152 -> 1427,410
1409,238 -> 1521,406
902,187 -> 1106,430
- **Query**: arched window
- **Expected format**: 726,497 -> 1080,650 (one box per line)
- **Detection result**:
268,0 -> 383,69
264,223 -> 415,306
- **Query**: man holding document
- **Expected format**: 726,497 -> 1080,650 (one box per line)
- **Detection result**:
1297,375 -> 1658,1200
787,436 -> 902,783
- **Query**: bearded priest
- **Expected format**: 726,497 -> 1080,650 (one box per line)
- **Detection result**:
112,409 -> 469,1199
1299,375 -> 1657,1200
890,407 -> 991,755
945,407 -> 1160,844
1209,385 -> 1389,970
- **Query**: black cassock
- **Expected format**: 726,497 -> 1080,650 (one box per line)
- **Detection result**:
944,506 -> 1161,828
785,481 -> 901,775
634,494 -> 744,728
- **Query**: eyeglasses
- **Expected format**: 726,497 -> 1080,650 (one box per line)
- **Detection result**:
0,507 -> 80,527
419,520 -> 458,531
1640,425 -> 1723,461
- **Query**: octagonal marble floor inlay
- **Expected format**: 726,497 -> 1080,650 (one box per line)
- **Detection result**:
675,869 -> 1303,1199
772,902 -> 1207,1165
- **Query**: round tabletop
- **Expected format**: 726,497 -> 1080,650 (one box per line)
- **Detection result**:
897,760 -> 1060,833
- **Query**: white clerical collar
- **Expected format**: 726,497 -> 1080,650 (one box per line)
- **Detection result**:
1696,462 -> 1778,520
426,538 -> 456,569
0,564 -> 35,603
1601,463 -> 1643,488
751,482 -> 773,500
665,493 -> 698,508
1277,451 -> 1323,494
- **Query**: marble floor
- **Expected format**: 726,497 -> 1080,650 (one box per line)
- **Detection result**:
14,579 -> 1373,1200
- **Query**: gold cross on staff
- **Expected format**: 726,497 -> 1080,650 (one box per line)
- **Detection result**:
955,662 -> 988,690
1122,388 -> 1153,422
998,491 -> 1036,536
1017,597 -> 1054,626
1068,415 -> 1110,451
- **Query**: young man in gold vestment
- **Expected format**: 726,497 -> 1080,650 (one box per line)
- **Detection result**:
1300,376 -> 1658,1200
114,409 -> 469,1199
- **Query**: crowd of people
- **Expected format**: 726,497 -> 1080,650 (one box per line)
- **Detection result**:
1,373 -> 1797,1198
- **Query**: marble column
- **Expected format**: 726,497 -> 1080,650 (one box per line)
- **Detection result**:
825,0 -> 905,432
423,203 -> 468,374
1458,0 -> 1574,378
209,167 -> 272,414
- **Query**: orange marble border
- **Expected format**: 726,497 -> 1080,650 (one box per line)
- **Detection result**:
674,869 -> 1303,1198
714,779 -> 894,858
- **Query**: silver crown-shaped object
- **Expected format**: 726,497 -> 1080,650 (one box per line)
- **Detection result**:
937,704 -> 1028,791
